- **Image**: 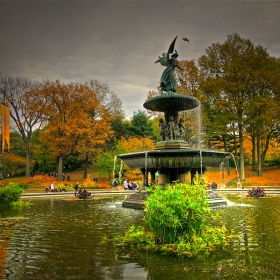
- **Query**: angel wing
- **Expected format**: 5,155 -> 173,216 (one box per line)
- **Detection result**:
167,36 -> 178,54
155,36 -> 178,66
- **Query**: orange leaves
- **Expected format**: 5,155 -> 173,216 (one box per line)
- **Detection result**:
245,169 -> 280,186
34,80 -> 113,158
3,152 -> 26,176
204,166 -> 280,186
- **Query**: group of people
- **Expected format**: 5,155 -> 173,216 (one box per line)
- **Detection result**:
77,189 -> 92,199
123,179 -> 138,190
45,182 -> 66,192
74,182 -> 92,199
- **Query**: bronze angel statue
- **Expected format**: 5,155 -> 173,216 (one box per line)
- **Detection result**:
155,36 -> 185,94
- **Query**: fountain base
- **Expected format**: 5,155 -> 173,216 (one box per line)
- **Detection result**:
122,191 -> 228,209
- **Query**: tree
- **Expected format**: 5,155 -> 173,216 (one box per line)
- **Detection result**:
95,136 -> 155,179
0,73 -> 45,176
87,79 -> 126,142
28,80 -> 112,180
126,110 -> 157,141
197,32 -> 279,180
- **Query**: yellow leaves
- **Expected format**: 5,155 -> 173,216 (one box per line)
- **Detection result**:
117,136 -> 155,154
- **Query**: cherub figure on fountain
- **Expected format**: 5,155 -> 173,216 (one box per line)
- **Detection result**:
159,118 -> 166,141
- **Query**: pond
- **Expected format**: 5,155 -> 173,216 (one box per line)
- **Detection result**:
1,194 -> 280,280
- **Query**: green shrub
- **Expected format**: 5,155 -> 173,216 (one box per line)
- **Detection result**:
144,183 -> 209,244
0,183 -> 24,207
114,181 -> 240,257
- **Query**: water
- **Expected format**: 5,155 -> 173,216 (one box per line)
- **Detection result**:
1,195 -> 280,279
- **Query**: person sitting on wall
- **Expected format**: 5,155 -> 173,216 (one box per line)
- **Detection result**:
78,189 -> 91,199
128,181 -> 134,190
132,181 -> 138,190
211,181 -> 217,189
123,179 -> 128,190
50,182 -> 55,192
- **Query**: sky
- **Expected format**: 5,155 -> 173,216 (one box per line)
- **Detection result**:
0,0 -> 279,119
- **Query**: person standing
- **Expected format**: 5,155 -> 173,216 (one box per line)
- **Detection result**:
237,179 -> 243,189
74,182 -> 79,197
50,182 -> 55,192
112,179 -> 117,189
155,171 -> 159,184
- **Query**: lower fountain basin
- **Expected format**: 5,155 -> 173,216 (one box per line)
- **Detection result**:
117,148 -> 230,169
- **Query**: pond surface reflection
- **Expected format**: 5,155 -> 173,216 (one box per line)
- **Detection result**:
1,195 -> 280,280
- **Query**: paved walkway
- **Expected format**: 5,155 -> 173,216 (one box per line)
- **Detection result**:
20,189 -> 138,199
20,188 -> 280,199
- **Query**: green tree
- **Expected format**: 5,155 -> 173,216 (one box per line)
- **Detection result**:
197,32 -> 279,180
126,110 -> 157,141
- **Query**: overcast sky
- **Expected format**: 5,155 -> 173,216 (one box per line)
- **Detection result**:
1,0 -> 279,119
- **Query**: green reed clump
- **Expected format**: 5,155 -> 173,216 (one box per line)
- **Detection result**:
114,181 -> 240,257
144,183 -> 209,244
0,183 -> 24,207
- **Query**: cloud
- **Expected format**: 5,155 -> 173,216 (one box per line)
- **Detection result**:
0,1 -> 279,118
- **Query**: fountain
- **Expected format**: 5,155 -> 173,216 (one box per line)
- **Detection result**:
118,36 -> 229,208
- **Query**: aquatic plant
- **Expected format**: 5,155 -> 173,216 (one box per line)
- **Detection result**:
144,183 -> 209,244
114,182 -> 239,257
0,183 -> 24,207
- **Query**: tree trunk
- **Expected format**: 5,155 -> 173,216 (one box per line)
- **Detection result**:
261,131 -> 272,162
238,125 -> 245,180
251,131 -> 257,171
257,129 -> 262,176
57,156 -> 63,180
222,134 -> 228,152
233,130 -> 238,155
25,141 -> 31,177
83,153 -> 88,179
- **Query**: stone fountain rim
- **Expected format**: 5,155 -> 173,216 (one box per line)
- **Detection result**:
143,93 -> 201,112
117,149 -> 230,159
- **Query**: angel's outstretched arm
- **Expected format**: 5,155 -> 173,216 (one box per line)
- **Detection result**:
176,65 -> 185,71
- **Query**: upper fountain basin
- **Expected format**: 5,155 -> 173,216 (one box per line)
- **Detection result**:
143,94 -> 200,112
